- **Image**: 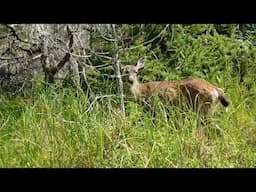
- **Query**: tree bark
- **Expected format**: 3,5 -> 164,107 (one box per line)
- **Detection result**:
112,24 -> 125,117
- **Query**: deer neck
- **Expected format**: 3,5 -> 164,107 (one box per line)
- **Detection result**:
131,78 -> 142,98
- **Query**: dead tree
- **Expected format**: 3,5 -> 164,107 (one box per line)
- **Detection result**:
40,25 -> 74,84
112,24 -> 126,117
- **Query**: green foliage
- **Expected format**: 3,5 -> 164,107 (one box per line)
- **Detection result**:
108,24 -> 256,90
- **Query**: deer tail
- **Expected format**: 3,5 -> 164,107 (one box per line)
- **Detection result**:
216,88 -> 229,107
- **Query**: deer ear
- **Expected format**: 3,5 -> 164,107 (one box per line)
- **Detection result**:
136,57 -> 145,71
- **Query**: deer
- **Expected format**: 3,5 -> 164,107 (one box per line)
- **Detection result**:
122,57 -> 229,120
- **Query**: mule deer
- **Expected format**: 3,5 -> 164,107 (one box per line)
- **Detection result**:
122,57 -> 229,118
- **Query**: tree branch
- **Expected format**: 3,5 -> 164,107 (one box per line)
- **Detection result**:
120,24 -> 170,53
0,33 -> 11,40
52,25 -> 74,75
4,24 -> 30,44
112,24 -> 126,117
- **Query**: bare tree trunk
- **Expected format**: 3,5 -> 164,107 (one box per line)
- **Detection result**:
40,25 -> 74,84
112,24 -> 125,117
69,56 -> 80,88
0,24 -> 121,91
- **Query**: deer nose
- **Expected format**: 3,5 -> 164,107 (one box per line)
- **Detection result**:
129,75 -> 134,82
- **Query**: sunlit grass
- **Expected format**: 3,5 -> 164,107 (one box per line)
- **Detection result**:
0,80 -> 255,168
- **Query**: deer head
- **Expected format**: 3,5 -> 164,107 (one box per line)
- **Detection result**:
121,57 -> 145,83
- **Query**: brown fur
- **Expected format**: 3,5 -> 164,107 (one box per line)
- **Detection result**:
124,58 -> 229,117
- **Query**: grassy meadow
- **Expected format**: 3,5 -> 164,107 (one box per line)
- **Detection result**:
0,78 -> 255,168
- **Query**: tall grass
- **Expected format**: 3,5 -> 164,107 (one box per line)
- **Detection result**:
0,78 -> 255,168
